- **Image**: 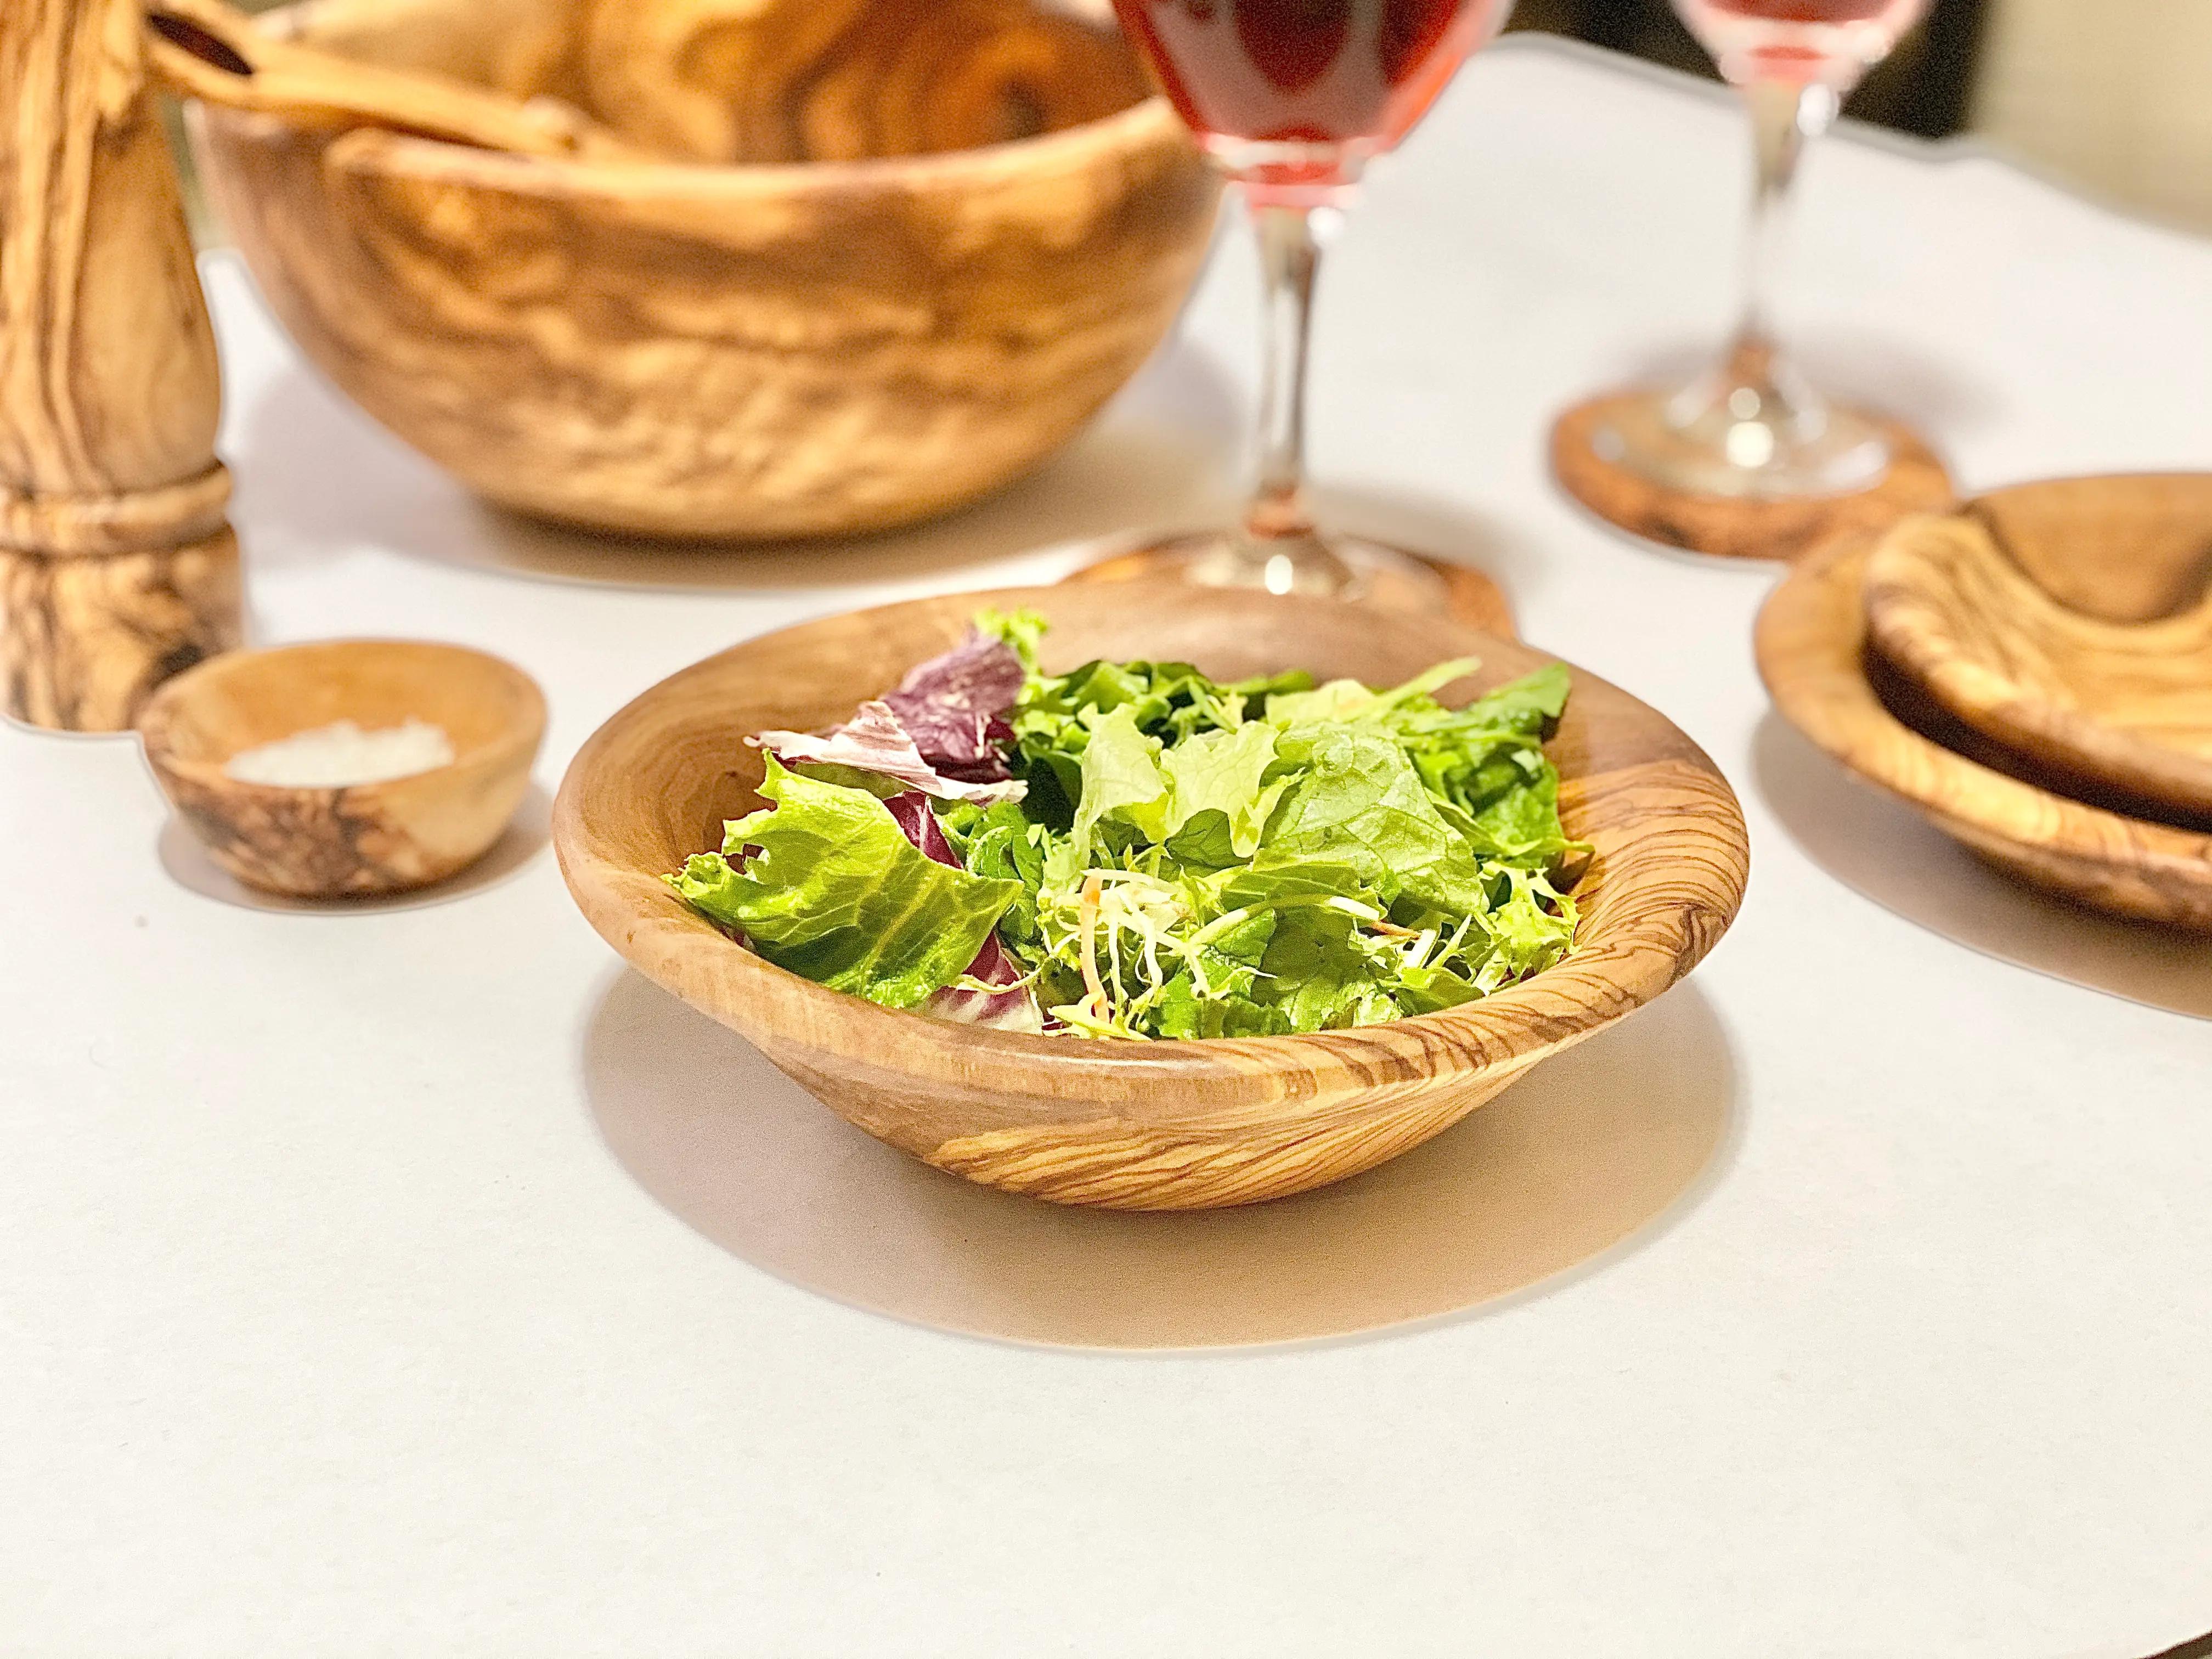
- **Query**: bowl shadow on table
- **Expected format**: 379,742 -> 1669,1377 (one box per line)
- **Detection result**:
229,332 -> 1246,594
1752,714 -> 2212,1020
154,781 -> 552,915
580,969 -> 1742,1353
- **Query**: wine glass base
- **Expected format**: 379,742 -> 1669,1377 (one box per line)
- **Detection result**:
1549,391 -> 1954,563
1594,388 -> 1891,501
1064,530 -> 1516,638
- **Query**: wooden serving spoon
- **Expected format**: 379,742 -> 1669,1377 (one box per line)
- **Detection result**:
145,0 -> 645,162
1863,475 -> 2212,827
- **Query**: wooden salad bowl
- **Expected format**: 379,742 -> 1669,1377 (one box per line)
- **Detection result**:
1758,532 -> 2212,932
1864,475 -> 2212,826
138,639 -> 545,896
554,585 -> 1750,1211
189,0 -> 1220,540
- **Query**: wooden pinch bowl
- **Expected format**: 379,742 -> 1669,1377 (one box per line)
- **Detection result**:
138,640 -> 546,897
553,585 -> 1750,1211
1864,475 -> 2212,826
188,0 -> 1221,541
1758,533 -> 2212,932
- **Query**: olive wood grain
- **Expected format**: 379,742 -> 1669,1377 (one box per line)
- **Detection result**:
146,0 -> 643,161
554,583 -> 1750,1211
1757,532 -> 2212,932
137,639 -> 545,896
579,0 -> 1148,165
1550,392 -> 1954,562
187,0 -> 1218,540
0,0 -> 241,730
1864,477 -> 2212,825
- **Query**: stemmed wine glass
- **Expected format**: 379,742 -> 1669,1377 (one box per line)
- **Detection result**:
1103,0 -> 1516,605
1591,0 -> 1931,500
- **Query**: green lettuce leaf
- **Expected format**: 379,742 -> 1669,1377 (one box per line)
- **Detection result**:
1069,703 -> 1167,854
1455,662 -> 1571,735
682,614 -> 1581,1042
1263,656 -> 1477,727
941,797 -> 1053,949
668,756 -> 1018,1009
1157,721 -> 1287,860
1253,905 -> 1404,1033
974,606 -> 1048,673
1256,725 -> 1494,917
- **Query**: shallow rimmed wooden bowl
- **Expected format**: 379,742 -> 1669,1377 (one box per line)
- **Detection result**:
138,639 -> 545,896
189,0 -> 1220,540
553,584 -> 1750,1211
1758,533 -> 2212,932
1864,476 -> 2212,826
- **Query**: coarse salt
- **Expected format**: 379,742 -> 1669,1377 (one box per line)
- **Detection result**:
224,719 -> 456,787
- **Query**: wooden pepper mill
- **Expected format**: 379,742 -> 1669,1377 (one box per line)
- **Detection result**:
1,0 -> 240,732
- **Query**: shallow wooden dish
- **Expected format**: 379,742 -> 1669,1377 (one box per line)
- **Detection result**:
554,584 -> 1750,1211
1758,533 -> 2212,932
1864,476 -> 2212,825
190,0 -> 1218,540
138,639 -> 545,896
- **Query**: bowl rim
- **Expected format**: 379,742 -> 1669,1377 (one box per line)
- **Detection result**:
1860,479 -> 2212,819
553,584 -> 1751,1109
1756,528 -> 2212,881
136,636 -> 548,797
223,0 -> 1199,199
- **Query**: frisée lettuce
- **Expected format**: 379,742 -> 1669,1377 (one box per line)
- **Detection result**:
668,611 -> 1585,1039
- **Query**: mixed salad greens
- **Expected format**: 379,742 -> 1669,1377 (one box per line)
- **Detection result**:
669,611 -> 1585,1040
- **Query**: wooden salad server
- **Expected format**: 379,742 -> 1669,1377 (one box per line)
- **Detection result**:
143,0 -> 644,161
1,0 -> 241,730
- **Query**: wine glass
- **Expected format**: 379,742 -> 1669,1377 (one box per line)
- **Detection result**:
1102,0 -> 1516,605
1590,0 -> 1931,501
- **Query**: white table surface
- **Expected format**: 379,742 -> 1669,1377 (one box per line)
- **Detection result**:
7,37 -> 2212,1658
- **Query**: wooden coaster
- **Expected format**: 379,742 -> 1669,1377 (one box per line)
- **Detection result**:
1551,392 -> 1954,562
1063,539 -> 1517,639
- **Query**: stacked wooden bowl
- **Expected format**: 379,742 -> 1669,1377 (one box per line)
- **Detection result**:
1757,475 -> 2212,932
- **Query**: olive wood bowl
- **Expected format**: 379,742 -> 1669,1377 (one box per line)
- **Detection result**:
1864,475 -> 2212,827
138,639 -> 545,896
1758,531 -> 2212,932
553,584 -> 1750,1211
189,0 -> 1220,540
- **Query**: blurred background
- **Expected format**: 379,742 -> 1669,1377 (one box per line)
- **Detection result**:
204,0 -> 2212,234
1507,0 -> 2212,232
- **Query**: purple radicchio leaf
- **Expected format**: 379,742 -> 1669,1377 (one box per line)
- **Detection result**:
751,700 -> 1025,805
881,629 -> 1026,781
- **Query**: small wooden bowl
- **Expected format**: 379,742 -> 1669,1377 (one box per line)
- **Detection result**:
1864,476 -> 2212,825
189,0 -> 1220,541
553,584 -> 1750,1211
1757,532 -> 2212,932
138,639 -> 546,897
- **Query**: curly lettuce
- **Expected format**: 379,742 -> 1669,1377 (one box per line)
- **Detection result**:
671,613 -> 1583,1039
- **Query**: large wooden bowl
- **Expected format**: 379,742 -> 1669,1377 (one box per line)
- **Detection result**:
190,0 -> 1220,540
554,585 -> 1750,1211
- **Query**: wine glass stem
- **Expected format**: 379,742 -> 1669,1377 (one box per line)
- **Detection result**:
1245,196 -> 1338,555
1730,78 -> 1837,374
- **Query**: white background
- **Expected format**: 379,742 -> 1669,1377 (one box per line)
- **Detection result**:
6,39 -> 2211,1657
